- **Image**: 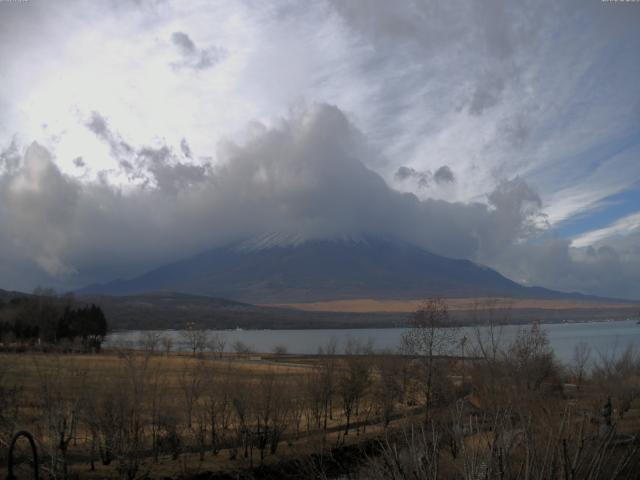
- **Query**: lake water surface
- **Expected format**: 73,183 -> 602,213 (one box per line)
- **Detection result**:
105,319 -> 640,365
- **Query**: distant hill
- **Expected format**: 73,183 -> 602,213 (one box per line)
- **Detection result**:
3,288 -> 636,331
77,292 -> 640,331
77,292 -> 405,330
0,288 -> 30,302
78,235 -> 608,304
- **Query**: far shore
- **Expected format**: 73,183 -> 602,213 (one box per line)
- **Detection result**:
265,296 -> 639,314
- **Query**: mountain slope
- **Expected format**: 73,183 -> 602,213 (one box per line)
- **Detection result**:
78,236 -> 597,304
0,288 -> 30,302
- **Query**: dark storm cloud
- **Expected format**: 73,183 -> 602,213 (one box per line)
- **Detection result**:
171,32 -> 196,55
0,143 -> 79,278
119,160 -> 134,172
84,113 -> 206,190
433,166 -> 455,184
138,145 -> 207,193
0,139 -> 20,173
395,165 -> 455,188
394,166 -> 430,188
86,111 -> 109,137
85,111 -> 134,160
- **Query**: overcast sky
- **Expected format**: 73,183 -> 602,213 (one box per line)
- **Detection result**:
1,0 -> 639,299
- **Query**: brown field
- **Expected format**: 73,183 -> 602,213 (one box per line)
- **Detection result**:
0,350 -> 410,479
268,296 -> 639,313
3,329 -> 640,479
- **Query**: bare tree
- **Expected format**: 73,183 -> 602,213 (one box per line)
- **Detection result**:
469,298 -> 508,408
230,381 -> 252,462
373,354 -> 404,429
365,406 -> 640,480
318,336 -> 338,427
267,375 -> 290,455
203,363 -> 233,455
253,370 -> 278,464
181,322 -> 208,356
116,351 -> 152,480
507,321 -> 557,391
401,298 -> 458,421
208,332 -> 226,358
161,335 -> 173,355
272,344 -> 288,356
232,340 -> 254,356
138,331 -> 161,354
303,369 -> 325,432
147,358 -> 168,463
178,358 -> 206,429
570,340 -> 592,390
338,338 -> 373,436
0,361 -> 19,455
592,344 -> 640,420
34,355 -> 88,478
289,374 -> 307,438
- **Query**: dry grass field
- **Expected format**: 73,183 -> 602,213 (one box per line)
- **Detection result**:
269,296 -> 639,314
2,316 -> 640,480
0,349 -> 409,479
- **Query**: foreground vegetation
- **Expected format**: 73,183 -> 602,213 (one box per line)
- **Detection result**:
1,299 -> 640,479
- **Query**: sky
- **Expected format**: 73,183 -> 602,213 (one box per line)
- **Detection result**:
0,0 -> 639,299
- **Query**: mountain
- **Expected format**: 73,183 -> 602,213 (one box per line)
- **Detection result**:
78,235 -> 599,304
0,288 -> 30,302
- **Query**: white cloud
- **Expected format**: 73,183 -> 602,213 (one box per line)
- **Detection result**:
572,212 -> 640,248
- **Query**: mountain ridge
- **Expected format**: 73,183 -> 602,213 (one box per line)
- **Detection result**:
77,235 -> 617,304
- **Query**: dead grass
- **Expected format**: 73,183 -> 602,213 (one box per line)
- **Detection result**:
4,349 -> 640,479
266,297 -> 638,313
1,351 -> 397,479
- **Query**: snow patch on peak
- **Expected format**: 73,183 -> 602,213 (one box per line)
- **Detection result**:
234,232 -> 309,252
233,232 -> 386,252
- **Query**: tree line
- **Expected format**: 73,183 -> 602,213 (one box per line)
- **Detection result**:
0,289 -> 108,351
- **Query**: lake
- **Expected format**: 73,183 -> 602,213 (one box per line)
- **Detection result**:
105,319 -> 640,365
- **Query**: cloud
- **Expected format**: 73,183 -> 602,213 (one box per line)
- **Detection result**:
0,104 -> 548,291
468,76 -> 504,116
0,143 -> 79,277
86,111 -> 109,137
0,139 -> 20,174
84,112 -> 208,190
1,103 -> 639,298
492,235 -> 640,300
394,166 -> 430,188
1,1 -> 639,299
434,165 -> 455,184
170,31 -> 223,71
572,212 -> 640,248
180,138 -> 192,159
395,165 -> 455,188
2,0 -> 638,225
171,31 -> 196,56
85,111 -> 134,160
